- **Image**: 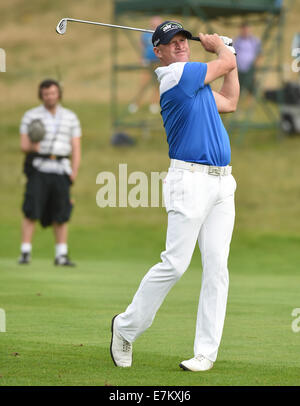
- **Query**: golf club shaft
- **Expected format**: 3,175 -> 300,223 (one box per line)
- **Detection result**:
66,18 -> 154,34
59,18 -> 201,42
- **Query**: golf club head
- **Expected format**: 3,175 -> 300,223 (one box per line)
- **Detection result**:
56,18 -> 67,35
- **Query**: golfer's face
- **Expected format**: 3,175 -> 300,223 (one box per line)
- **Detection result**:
40,85 -> 60,109
155,34 -> 190,66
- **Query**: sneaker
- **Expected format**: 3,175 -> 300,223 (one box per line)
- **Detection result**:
18,252 -> 31,264
110,314 -> 132,367
179,355 -> 213,372
54,254 -> 76,267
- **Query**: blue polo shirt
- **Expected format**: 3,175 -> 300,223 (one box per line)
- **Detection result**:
155,62 -> 231,166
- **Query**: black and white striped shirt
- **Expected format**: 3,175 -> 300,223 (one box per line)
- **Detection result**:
20,104 -> 81,175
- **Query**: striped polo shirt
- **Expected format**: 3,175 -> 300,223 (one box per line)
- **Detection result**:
20,104 -> 81,175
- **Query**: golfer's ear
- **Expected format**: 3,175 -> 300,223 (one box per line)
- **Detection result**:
153,46 -> 160,58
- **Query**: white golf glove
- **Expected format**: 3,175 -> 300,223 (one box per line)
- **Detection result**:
225,44 -> 237,55
219,35 -> 236,55
220,35 -> 233,46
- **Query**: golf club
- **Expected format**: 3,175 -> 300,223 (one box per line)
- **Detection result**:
56,18 -> 233,47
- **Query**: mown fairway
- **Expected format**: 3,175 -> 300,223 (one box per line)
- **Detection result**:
0,232 -> 300,386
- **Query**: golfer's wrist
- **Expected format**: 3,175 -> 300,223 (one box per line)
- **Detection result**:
31,142 -> 40,153
215,43 -> 226,56
71,170 -> 78,180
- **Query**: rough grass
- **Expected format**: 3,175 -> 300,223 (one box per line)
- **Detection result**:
2,101 -> 300,235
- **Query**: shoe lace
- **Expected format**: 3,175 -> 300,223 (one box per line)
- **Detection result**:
122,339 -> 132,352
195,354 -> 205,362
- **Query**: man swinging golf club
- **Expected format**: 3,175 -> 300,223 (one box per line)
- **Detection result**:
110,21 -> 239,372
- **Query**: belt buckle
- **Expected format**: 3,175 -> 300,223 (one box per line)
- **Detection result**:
49,154 -> 56,160
189,163 -> 196,172
208,166 -> 222,176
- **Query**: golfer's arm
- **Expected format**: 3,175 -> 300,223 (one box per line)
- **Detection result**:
71,137 -> 81,179
204,45 -> 236,85
212,66 -> 240,113
20,133 -> 40,153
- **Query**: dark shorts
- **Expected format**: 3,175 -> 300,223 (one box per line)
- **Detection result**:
22,171 -> 73,228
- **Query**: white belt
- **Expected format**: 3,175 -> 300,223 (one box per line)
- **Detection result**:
170,159 -> 232,176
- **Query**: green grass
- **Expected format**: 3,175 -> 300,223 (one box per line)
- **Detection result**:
1,98 -> 300,386
1,0 -> 300,386
1,99 -> 300,386
1,232 -> 300,386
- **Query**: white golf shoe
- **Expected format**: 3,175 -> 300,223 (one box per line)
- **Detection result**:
179,355 -> 213,372
110,315 -> 132,367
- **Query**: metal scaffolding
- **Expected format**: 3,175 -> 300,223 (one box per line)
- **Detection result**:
111,0 -> 286,143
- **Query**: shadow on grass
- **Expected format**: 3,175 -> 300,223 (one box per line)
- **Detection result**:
94,348 -> 300,387
1,336 -> 299,386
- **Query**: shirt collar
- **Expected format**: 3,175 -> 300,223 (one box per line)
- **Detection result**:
41,103 -> 62,117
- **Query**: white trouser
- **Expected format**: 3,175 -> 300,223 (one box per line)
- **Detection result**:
116,161 -> 236,362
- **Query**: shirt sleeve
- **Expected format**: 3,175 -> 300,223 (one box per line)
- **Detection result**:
70,113 -> 82,138
19,111 -> 31,134
177,62 -> 207,97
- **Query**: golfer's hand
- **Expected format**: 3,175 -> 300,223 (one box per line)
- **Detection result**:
69,172 -> 77,184
199,33 -> 225,54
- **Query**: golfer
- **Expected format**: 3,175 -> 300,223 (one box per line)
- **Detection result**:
110,21 -> 239,371
19,79 -> 81,266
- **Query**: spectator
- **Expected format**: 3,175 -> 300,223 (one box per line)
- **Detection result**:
233,22 -> 261,96
128,16 -> 162,114
19,79 -> 81,266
